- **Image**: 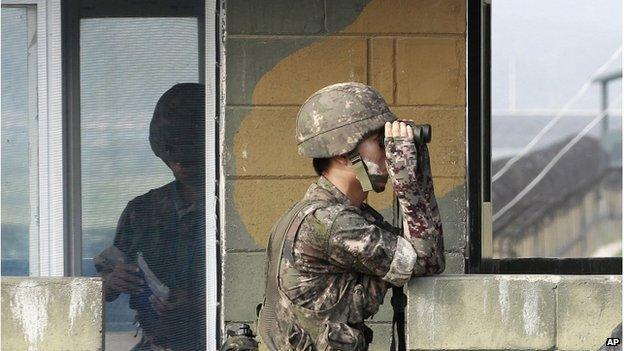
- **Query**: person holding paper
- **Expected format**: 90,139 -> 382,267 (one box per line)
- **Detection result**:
94,83 -> 206,351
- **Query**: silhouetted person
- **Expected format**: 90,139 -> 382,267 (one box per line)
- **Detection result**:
95,83 -> 206,351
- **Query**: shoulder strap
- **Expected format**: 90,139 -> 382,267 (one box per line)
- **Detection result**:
390,286 -> 407,351
390,195 -> 407,351
360,203 -> 385,224
257,201 -> 319,350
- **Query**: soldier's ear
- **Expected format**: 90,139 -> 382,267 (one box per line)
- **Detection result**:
334,155 -> 349,167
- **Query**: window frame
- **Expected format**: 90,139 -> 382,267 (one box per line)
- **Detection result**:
2,0 -> 64,277
62,1 -> 220,348
467,0 -> 622,275
61,0 -> 206,277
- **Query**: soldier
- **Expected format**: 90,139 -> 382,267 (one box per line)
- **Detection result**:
94,83 -> 206,351
256,82 -> 445,350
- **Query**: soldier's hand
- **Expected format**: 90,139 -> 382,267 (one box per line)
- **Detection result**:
103,263 -> 144,295
386,120 -> 414,141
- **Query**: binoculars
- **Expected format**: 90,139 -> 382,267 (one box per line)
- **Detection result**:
380,121 -> 432,146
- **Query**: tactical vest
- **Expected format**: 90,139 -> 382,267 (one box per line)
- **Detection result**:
257,201 -> 371,351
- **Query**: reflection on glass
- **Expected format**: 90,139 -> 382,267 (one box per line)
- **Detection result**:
491,1 -> 622,258
1,7 -> 33,276
80,18 -> 205,350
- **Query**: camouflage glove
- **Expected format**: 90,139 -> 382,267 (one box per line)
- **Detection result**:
384,136 -> 434,238
384,122 -> 444,275
414,142 -> 443,236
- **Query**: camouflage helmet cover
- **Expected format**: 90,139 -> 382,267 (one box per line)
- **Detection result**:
149,83 -> 205,163
296,82 -> 397,158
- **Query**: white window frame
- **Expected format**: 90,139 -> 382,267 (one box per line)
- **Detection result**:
205,2 -> 219,349
206,0 -> 218,350
3,0 -> 218,346
2,0 -> 64,276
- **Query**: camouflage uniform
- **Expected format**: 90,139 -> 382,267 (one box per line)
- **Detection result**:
257,82 -> 444,350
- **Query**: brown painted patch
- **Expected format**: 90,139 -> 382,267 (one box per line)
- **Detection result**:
233,179 -> 314,247
232,107 -> 312,177
392,109 -> 466,178
369,38 -> 395,104
396,37 -> 465,105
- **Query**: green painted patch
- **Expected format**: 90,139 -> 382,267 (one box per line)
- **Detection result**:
227,0 -> 325,35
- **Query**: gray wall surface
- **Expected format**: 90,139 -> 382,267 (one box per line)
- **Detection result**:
1,277 -> 104,351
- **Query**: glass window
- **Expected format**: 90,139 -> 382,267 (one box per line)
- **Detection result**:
79,17 -> 204,349
491,0 -> 622,258
1,6 -> 36,276
80,17 -> 199,273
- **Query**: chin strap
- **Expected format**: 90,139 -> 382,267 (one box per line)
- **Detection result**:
347,150 -> 374,192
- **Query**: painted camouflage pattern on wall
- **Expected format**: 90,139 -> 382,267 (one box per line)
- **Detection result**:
226,0 -> 466,249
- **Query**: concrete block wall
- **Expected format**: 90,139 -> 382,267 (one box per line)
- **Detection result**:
1,277 -> 104,351
222,0 -> 467,348
406,275 -> 622,350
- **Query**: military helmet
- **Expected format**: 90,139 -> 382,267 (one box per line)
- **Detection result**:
296,82 -> 397,158
149,83 -> 205,163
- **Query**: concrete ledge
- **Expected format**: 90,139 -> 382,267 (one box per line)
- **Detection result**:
368,322 -> 393,351
406,275 -> 621,351
556,276 -> 622,350
442,252 -> 465,274
1,277 -> 104,351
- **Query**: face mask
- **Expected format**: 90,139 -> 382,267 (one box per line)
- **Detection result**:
362,157 -> 388,193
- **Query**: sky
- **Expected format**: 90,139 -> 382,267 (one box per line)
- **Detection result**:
491,0 -> 622,113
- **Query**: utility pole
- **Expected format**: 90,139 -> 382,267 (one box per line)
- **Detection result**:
592,69 -> 622,137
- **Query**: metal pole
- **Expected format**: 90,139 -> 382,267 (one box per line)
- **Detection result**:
600,81 -> 609,136
593,69 -> 621,138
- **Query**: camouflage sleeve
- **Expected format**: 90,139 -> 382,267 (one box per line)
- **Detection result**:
416,142 -> 444,237
326,210 -> 417,287
358,275 -> 390,317
385,137 -> 445,275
